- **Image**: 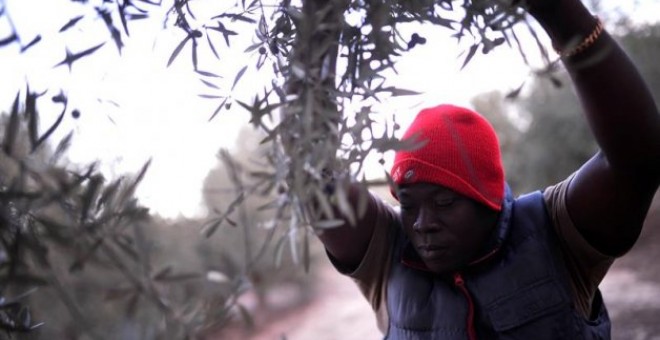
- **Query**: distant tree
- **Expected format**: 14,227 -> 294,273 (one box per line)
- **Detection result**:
470,91 -> 524,188
512,72 -> 595,193
619,23 -> 660,99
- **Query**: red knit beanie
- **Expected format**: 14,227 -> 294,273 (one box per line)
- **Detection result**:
391,104 -> 505,211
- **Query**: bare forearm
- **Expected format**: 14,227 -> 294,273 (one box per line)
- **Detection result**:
316,183 -> 380,270
532,0 -> 660,176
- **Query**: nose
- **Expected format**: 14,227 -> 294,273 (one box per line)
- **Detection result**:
413,207 -> 440,232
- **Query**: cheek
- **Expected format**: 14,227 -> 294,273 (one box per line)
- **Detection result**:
452,218 -> 492,248
400,214 -> 416,234
400,209 -> 419,225
442,209 -> 486,243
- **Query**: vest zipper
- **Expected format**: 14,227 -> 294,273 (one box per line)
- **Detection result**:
453,273 -> 477,340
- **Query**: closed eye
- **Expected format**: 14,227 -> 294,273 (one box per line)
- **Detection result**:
434,197 -> 454,207
399,203 -> 417,212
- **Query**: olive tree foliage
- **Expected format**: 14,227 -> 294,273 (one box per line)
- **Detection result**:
0,97 -> 305,338
0,0 -> 558,338
170,0 -> 557,270
0,91 -> 245,340
200,127 -> 322,311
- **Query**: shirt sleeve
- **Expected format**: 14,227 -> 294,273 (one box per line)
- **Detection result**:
326,194 -> 397,334
543,173 -> 615,318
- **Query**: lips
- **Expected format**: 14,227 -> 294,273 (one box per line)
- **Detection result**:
417,244 -> 449,259
418,244 -> 447,251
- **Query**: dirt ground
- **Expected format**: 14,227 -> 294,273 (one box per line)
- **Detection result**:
217,193 -> 660,340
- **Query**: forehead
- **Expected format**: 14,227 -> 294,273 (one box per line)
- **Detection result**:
397,182 -> 457,198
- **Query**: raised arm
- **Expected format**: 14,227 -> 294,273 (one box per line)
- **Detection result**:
528,0 -> 660,255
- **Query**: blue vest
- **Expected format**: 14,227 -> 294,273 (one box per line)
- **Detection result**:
385,190 -> 611,339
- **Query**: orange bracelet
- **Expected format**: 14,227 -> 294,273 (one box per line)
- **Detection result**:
555,17 -> 604,58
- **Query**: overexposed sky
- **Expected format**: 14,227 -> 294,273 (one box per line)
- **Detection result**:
1,0 -> 658,218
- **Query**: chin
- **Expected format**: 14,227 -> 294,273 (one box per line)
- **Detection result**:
424,260 -> 462,274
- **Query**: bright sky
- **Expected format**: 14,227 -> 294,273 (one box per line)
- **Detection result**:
1,0 -> 658,218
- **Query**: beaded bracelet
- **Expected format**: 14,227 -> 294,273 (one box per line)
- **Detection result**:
555,17 -> 604,58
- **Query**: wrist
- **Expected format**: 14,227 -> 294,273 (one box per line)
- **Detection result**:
528,0 -> 598,52
555,17 -> 604,58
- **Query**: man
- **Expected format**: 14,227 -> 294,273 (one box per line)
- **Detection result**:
317,0 -> 660,338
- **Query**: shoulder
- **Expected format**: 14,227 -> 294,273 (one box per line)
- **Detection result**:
542,175 -> 615,317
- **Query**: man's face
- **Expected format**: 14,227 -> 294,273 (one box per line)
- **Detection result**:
397,182 -> 498,274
